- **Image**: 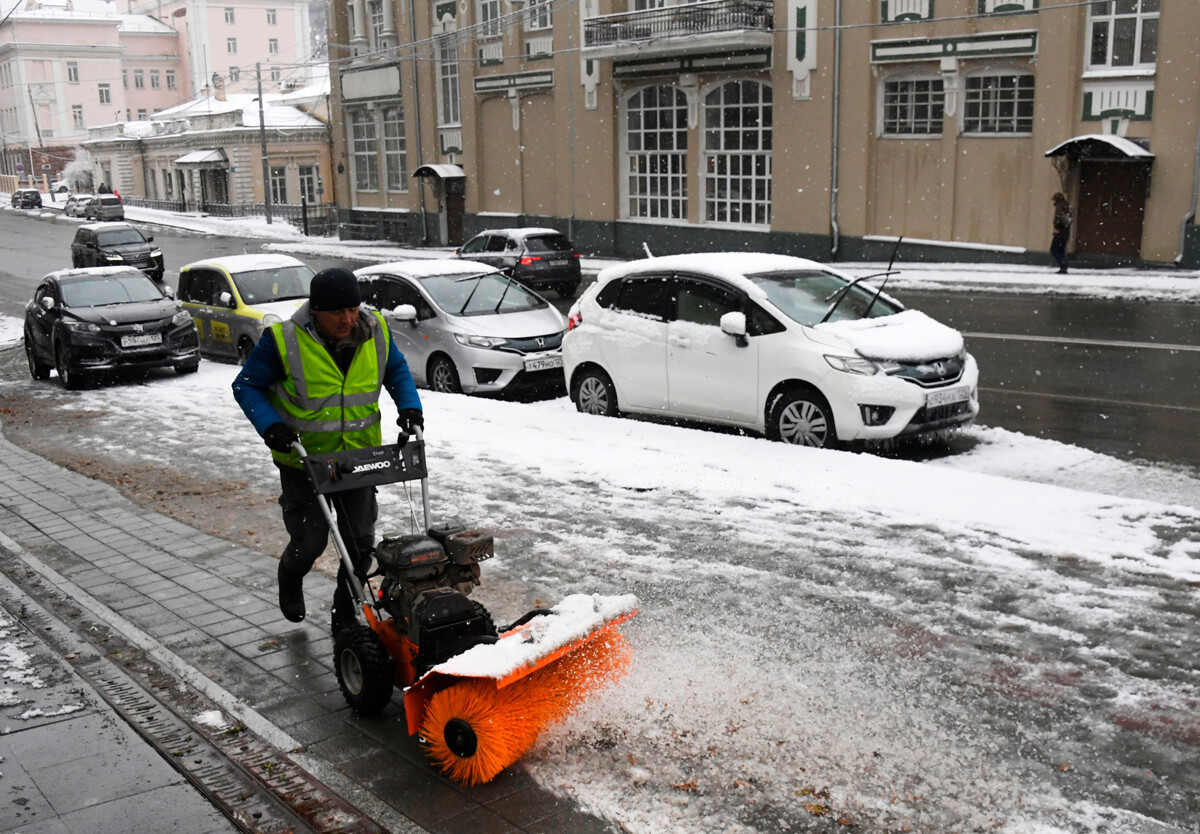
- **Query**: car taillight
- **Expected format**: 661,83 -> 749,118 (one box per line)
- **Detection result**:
520,255 -> 542,266
573,253 -> 580,258
567,310 -> 582,331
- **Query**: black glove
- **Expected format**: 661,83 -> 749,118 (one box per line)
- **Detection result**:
263,423 -> 299,453
397,408 -> 424,434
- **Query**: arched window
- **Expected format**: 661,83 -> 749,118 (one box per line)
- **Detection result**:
625,85 -> 688,220
703,80 -> 772,226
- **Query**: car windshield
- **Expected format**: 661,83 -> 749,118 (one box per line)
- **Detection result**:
422,271 -> 547,316
745,270 -> 902,326
524,234 -> 573,253
232,265 -> 315,303
97,229 -> 146,246
61,273 -> 162,307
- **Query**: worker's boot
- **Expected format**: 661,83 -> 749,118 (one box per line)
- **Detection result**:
277,562 -> 306,622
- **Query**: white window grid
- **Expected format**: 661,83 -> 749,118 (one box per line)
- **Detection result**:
351,109 -> 380,191
230,66 -> 241,82
436,36 -> 461,127
1088,0 -> 1158,69
166,70 -> 177,89
526,0 -> 552,31
963,73 -> 1034,134
298,165 -> 320,202
67,62 -> 79,83
163,168 -> 173,197
625,85 -> 688,221
72,104 -> 84,128
703,80 -> 772,227
270,166 -> 288,203
137,109 -> 148,120
225,7 -> 235,24
227,38 -> 238,54
151,70 -> 161,89
134,70 -> 145,89
267,8 -> 277,25
383,104 -> 408,192
269,39 -> 279,54
98,83 -> 111,104
122,70 -> 128,88
270,67 -> 281,82
881,77 -> 944,135
369,1 -> 385,47
477,0 -> 502,38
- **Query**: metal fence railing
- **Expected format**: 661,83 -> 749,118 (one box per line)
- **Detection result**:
583,0 -> 773,47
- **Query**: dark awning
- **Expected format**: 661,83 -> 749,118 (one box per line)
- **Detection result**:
412,163 -> 465,179
1044,134 -> 1154,162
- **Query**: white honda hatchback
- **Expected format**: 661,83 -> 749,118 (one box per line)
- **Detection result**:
562,253 -> 978,448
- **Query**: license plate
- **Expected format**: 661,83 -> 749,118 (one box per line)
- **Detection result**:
926,385 -> 969,407
524,354 -> 563,372
549,258 -> 568,266
121,333 -> 163,348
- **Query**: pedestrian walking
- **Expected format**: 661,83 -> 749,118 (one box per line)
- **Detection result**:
231,267 -> 423,629
1051,192 -> 1073,274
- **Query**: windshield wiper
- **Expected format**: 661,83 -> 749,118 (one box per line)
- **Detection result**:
454,274 -> 485,315
820,236 -> 903,323
492,272 -> 519,313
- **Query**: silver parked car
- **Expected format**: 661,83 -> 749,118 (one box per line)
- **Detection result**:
355,259 -> 567,395
63,194 -> 95,217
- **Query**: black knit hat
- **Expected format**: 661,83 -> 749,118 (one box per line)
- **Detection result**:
308,267 -> 361,311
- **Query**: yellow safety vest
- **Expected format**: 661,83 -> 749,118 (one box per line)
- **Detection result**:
267,311 -> 390,468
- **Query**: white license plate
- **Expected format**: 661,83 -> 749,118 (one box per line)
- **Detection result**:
121,333 -> 163,348
524,354 -> 563,372
926,385 -> 969,407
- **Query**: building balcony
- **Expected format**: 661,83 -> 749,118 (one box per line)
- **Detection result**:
582,0 -> 774,62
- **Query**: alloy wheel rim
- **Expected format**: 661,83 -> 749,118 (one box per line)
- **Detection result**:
341,649 -> 365,695
579,378 -> 608,414
780,401 -> 827,446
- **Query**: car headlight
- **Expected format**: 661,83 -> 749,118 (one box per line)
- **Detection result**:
150,250 -> 162,258
454,333 -> 509,350
172,310 -> 192,326
105,253 -> 124,262
824,355 -> 902,376
259,313 -> 282,329
63,319 -> 102,333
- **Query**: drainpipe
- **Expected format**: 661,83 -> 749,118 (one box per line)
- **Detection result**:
409,0 -> 428,244
1177,96 -> 1200,265
829,0 -> 842,257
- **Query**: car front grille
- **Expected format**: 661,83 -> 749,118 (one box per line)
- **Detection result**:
498,332 -> 564,355
891,355 -> 966,388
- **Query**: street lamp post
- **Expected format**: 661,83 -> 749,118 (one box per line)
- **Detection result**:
257,63 -> 272,225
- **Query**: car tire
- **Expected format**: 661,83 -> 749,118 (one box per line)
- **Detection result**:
333,624 -> 395,715
428,354 -> 462,394
767,387 -> 836,448
24,336 -> 50,381
558,280 -> 581,299
55,340 -> 85,390
175,361 -> 200,375
572,366 -> 619,417
237,338 -> 255,366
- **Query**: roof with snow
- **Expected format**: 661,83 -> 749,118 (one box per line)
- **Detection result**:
1044,134 -> 1155,160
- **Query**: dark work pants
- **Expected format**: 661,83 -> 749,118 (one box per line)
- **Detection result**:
277,464 -> 377,624
1050,231 -> 1069,270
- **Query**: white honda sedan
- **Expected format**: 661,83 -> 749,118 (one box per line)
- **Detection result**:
355,260 -> 567,396
562,253 -> 979,448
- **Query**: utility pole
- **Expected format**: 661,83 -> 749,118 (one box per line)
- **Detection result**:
257,63 -> 272,224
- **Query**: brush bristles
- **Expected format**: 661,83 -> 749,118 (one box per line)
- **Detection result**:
420,630 -> 632,785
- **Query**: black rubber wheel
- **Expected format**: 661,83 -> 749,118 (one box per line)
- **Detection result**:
558,280 -> 580,299
428,354 -> 462,393
175,361 -> 200,375
571,367 -> 619,417
767,388 -> 836,448
334,624 -> 395,714
24,336 -> 50,381
55,341 -> 85,390
237,338 -> 254,366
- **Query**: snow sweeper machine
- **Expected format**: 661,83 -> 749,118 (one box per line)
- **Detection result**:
295,428 -> 637,785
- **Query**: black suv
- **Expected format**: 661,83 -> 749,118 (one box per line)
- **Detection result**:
11,188 -> 42,209
71,222 -> 165,281
455,228 -> 582,298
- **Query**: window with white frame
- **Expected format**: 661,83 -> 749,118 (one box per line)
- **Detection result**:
166,69 -> 177,89
134,70 -> 145,89
267,8 -> 277,24
347,0 -> 357,38
72,105 -> 84,128
527,0 -> 552,30
477,0 -> 501,37
67,62 -> 79,83
137,108 -> 148,120
435,35 -> 461,127
298,165 -> 320,202
350,109 -> 379,191
163,169 -> 173,197
963,72 -> 1034,134
703,80 -> 772,226
625,85 -> 688,220
151,69 -> 160,88
98,83 -> 111,104
383,104 -> 408,192
368,1 -> 385,47
881,76 -> 944,135
269,39 -> 279,54
270,67 -> 281,82
228,38 -> 237,53
230,66 -> 241,82
1088,0 -> 1158,69
122,70 -> 128,88
270,166 -> 288,203
225,7 -> 235,24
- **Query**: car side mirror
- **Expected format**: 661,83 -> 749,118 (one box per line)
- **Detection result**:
40,296 -> 55,311
219,291 -> 235,308
391,303 -> 419,324
163,285 -> 175,299
720,311 -> 749,347
146,235 -> 154,242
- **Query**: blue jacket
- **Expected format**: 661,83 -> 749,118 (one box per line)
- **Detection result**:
232,308 -> 422,440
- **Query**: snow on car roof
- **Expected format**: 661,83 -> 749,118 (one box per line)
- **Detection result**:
183,254 -> 309,274
356,259 -> 497,279
596,252 -> 842,300
475,227 -> 566,240
47,266 -> 147,282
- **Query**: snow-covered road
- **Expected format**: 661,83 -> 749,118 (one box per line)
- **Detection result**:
1,325 -> 1196,833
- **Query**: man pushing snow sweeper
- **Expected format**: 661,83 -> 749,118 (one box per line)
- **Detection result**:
231,266 -> 637,784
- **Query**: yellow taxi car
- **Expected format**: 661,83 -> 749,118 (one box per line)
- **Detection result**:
176,254 -> 315,362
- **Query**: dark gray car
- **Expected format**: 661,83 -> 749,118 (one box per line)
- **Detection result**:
71,222 -> 165,281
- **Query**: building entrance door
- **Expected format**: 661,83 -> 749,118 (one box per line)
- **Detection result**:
1075,161 -> 1149,257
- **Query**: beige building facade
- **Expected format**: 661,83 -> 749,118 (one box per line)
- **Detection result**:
328,0 -> 1200,267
